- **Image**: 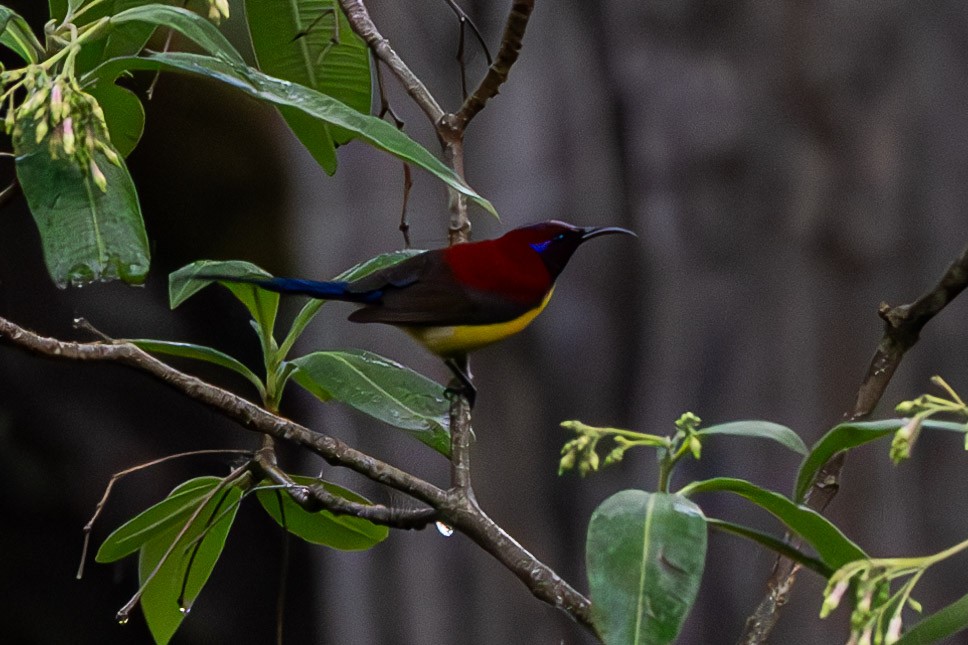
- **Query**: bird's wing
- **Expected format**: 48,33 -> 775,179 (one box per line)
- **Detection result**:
348,252 -> 537,326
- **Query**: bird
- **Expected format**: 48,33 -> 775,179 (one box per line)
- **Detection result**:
205,220 -> 635,405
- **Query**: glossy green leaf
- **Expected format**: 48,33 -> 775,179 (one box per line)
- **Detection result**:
587,490 -> 707,645
696,420 -> 807,455
14,121 -> 150,286
139,481 -> 243,645
705,517 -> 830,577
290,349 -> 451,456
130,339 -> 265,396
895,591 -> 968,645
679,477 -> 865,569
111,4 -> 245,64
794,419 -> 967,502
96,477 -> 219,563
87,52 -> 498,216
256,476 -> 388,550
0,7 -> 43,63
278,249 -> 424,360
245,0 -> 371,173
169,260 -> 280,345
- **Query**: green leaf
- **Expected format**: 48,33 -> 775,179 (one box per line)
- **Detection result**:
696,420 -> 808,456
895,591 -> 968,645
85,80 -> 145,158
110,4 -> 245,64
256,476 -> 388,550
586,490 -> 707,645
87,52 -> 498,217
679,477 -> 865,569
794,419 -> 967,503
704,517 -> 830,577
278,249 -> 424,360
96,477 -> 219,563
169,260 -> 280,345
290,349 -> 451,456
13,121 -> 150,286
245,0 -> 372,173
130,339 -> 265,396
139,481 -> 243,645
0,6 -> 44,63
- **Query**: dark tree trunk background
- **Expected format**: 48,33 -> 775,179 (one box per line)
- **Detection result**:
2,1 -> 968,643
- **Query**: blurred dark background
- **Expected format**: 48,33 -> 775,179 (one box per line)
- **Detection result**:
3,1 -> 968,643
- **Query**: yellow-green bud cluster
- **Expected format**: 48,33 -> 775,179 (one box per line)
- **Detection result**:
2,66 -> 121,192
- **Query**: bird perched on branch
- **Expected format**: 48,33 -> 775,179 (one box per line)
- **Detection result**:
207,220 -> 635,405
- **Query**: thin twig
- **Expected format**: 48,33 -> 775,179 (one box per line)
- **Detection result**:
254,451 -> 438,529
0,179 -> 20,210
442,0 -> 493,66
337,0 -> 445,125
454,0 -> 535,128
374,61 -> 413,248
76,448 -> 253,579
399,163 -> 413,248
740,242 -> 968,644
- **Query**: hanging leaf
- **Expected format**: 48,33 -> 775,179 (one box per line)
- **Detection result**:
14,120 -> 149,286
87,52 -> 498,216
680,477 -> 865,569
138,481 -> 243,644
586,490 -> 707,645
96,477 -> 220,563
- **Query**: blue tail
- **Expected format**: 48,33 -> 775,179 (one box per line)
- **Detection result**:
206,275 -> 382,304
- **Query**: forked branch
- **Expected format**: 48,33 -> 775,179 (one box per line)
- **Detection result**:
741,241 -> 968,644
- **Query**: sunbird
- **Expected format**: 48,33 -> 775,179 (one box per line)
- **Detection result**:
209,220 -> 635,405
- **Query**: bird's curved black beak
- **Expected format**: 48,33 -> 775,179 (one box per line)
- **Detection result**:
579,226 -> 637,241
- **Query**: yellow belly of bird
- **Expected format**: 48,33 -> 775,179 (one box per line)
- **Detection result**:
402,288 -> 554,358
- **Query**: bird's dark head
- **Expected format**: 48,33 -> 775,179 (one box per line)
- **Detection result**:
504,220 -> 636,278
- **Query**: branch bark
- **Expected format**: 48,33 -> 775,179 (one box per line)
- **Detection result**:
739,242 -> 968,644
454,0 -> 535,128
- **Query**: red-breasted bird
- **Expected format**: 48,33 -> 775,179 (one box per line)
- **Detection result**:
208,220 -> 635,405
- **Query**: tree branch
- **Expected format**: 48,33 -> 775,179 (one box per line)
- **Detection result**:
337,0 -> 445,125
0,315 -> 594,632
740,241 -> 968,644
454,0 -> 535,128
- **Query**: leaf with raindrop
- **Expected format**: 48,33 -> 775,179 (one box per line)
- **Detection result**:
290,349 -> 451,456
136,480 -> 243,645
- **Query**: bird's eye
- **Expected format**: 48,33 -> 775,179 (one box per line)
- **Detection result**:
554,233 -> 566,241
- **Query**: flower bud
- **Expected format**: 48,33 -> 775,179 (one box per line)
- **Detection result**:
90,160 -> 107,192
62,117 -> 75,156
34,118 -> 49,143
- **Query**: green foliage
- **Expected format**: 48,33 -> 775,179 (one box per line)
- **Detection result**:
244,0 -> 372,173
586,490 -> 707,645
13,114 -> 148,286
256,476 -> 389,549
1,0 -> 494,288
136,480 -> 243,644
96,476 -> 243,644
291,349 -> 451,456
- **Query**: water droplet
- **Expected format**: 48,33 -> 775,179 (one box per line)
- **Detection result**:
435,521 -> 454,537
179,604 -> 192,615
117,615 -> 129,625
